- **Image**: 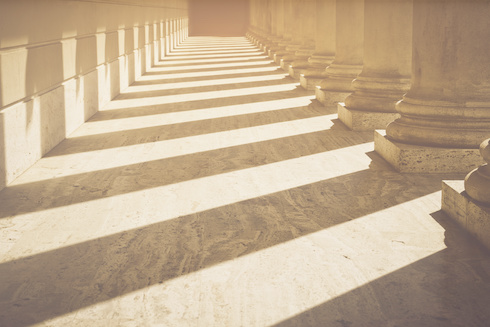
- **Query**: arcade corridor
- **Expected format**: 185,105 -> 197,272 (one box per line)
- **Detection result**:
1,36 -> 490,326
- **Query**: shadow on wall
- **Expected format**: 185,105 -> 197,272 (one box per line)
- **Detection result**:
189,0 -> 249,36
25,41 -> 66,156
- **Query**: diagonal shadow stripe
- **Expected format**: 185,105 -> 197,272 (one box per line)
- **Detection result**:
0,121 -> 371,218
271,212 -> 490,326
81,96 -> 317,135
142,61 -> 275,75
0,158 -> 458,326
93,88 -> 314,121
116,75 -> 292,99
155,52 -> 266,63
167,47 -> 258,53
105,83 -> 304,111
135,66 -> 282,84
46,106 -> 328,156
131,68 -> 284,86
0,35 -> 479,327
151,55 -> 269,68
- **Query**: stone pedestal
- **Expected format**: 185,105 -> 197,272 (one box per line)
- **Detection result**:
374,130 -> 484,173
442,180 -> 490,251
338,103 -> 400,131
300,52 -> 335,90
279,43 -> 301,70
315,0 -> 364,107
341,0 -> 412,131
288,47 -> 316,79
442,139 -> 490,251
270,39 -> 290,62
375,1 -> 490,173
315,63 -> 362,107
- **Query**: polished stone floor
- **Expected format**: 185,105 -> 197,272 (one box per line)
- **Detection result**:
1,36 -> 490,327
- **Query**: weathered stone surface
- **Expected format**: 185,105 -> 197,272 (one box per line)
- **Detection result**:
442,180 -> 490,251
374,130 -> 484,173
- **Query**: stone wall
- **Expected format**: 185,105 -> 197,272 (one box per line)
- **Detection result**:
0,0 -> 188,191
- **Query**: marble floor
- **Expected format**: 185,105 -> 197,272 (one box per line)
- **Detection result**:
1,36 -> 490,327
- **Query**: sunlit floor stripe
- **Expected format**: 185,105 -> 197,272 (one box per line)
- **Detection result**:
85,95 -> 315,133
104,83 -> 300,110
154,54 -> 267,65
20,114 -> 337,181
149,60 -> 274,73
170,47 -> 257,53
137,65 -> 280,81
165,49 -> 261,56
5,142 -> 373,259
122,73 -> 289,93
38,192 -> 446,327
38,193 -> 446,326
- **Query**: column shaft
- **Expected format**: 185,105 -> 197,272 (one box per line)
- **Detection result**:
273,0 -> 295,64
288,0 -> 318,79
315,0 -> 364,107
339,0 -> 412,130
300,0 -> 336,90
278,0 -> 304,69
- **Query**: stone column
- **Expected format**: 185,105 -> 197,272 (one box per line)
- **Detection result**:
247,0 -> 262,45
173,17 -> 178,48
278,0 -> 304,69
288,0 -> 317,79
315,0 -> 364,107
177,18 -> 181,45
259,0 -> 276,53
375,0 -> 490,173
262,0 -> 283,55
268,0 -> 286,57
166,18 -> 171,52
300,0 -> 336,90
273,0 -> 294,64
256,0 -> 272,49
339,0 -> 412,131
184,17 -> 188,39
270,0 -> 291,60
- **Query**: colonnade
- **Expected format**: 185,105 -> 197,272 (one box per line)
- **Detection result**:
247,0 -> 490,248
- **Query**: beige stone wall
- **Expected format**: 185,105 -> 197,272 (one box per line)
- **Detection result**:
0,0 -> 188,190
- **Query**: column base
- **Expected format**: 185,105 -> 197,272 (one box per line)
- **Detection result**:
374,130 -> 484,173
280,59 -> 293,71
288,65 -> 308,80
338,103 -> 400,131
315,87 -> 351,107
268,48 -> 281,59
442,180 -> 490,251
274,53 -> 287,65
300,74 -> 324,90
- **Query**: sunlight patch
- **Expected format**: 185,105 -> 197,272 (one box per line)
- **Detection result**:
32,192 -> 446,326
103,83 -> 301,110
122,73 -> 288,93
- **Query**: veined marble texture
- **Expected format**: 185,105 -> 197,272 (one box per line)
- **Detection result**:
1,37 -> 490,327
